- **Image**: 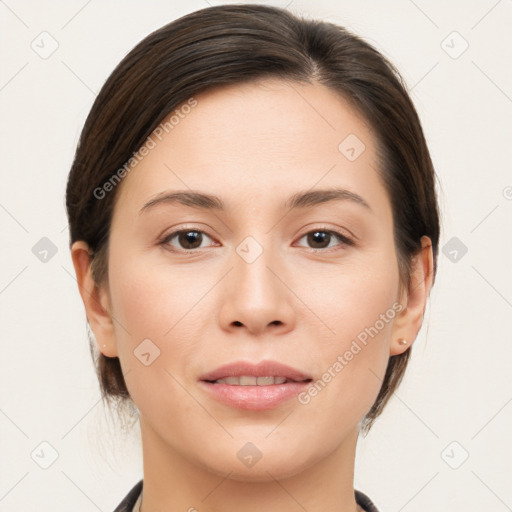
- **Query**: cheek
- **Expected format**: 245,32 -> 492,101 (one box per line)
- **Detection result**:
106,261 -> 194,419
108,248 -> 199,340
301,252 -> 400,345
294,257 -> 399,411
106,250 -> 215,400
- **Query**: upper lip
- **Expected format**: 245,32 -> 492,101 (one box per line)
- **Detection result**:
200,360 -> 312,382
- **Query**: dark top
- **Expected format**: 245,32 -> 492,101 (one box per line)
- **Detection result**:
113,479 -> 380,511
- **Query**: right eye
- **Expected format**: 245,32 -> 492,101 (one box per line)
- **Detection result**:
159,229 -> 217,251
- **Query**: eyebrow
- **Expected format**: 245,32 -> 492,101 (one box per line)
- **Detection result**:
139,187 -> 371,215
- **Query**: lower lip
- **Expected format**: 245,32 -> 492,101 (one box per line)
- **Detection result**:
199,380 -> 311,410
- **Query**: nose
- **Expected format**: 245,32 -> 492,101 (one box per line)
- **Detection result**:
217,240 -> 297,337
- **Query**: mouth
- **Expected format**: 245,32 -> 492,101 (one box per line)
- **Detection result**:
203,376 -> 312,385
199,359 -> 312,383
198,360 -> 313,410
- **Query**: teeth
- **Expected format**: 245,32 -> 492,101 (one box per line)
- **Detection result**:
240,376 -> 257,385
214,376 -> 289,385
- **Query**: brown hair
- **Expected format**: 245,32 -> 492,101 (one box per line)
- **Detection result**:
66,3 -> 440,435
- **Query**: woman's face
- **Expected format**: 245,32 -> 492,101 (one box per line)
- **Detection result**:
99,79 -> 410,480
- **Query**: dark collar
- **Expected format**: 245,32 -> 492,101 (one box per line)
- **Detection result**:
113,480 -> 380,512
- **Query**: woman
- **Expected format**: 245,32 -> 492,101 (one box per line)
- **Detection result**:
66,4 -> 440,511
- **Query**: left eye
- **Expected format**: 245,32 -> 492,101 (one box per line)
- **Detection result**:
295,230 -> 353,250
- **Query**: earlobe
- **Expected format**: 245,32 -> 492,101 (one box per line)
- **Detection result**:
70,241 -> 118,357
390,236 -> 434,356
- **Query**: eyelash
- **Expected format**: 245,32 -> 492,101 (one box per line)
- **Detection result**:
158,227 -> 355,253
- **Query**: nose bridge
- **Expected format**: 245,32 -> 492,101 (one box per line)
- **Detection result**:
217,231 -> 296,334
233,233 -> 282,305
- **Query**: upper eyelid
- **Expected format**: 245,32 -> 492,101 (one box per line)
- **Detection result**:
295,230 -> 354,248
160,228 -> 216,246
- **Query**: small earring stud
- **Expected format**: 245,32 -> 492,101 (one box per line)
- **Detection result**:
398,338 -> 407,346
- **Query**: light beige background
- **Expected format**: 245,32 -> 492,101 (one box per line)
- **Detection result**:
1,1 -> 511,511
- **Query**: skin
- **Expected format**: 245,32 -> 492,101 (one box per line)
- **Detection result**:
72,78 -> 433,512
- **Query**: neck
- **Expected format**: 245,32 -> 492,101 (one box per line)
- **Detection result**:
138,417 -> 362,512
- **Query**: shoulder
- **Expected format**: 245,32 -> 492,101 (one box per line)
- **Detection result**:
113,479 -> 143,512
355,489 -> 380,512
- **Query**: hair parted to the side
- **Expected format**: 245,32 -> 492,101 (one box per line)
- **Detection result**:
66,3 -> 440,436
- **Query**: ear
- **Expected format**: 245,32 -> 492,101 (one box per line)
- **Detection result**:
70,241 -> 118,357
390,235 -> 434,356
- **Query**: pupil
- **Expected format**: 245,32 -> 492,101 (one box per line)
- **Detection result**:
309,231 -> 329,248
180,231 -> 201,249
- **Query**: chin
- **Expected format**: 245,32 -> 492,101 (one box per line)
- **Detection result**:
211,456 -> 314,483
194,436 -> 320,483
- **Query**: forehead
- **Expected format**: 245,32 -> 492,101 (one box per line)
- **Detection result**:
113,78 -> 387,216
